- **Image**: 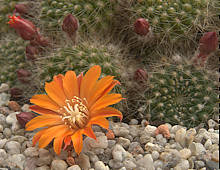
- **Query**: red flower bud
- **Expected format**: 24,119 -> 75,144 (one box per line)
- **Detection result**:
26,45 -> 39,60
134,18 -> 150,36
16,112 -> 36,128
8,15 -> 38,41
10,87 -> 23,97
16,69 -> 32,83
15,4 -> 29,16
62,14 -> 78,42
199,32 -> 218,56
134,69 -> 148,84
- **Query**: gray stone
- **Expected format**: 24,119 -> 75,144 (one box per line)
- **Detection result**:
206,160 -> 219,170
113,126 -> 129,137
174,160 -> 189,170
123,158 -> 137,169
153,160 -> 164,169
0,149 -> 7,164
156,134 -> 167,146
51,160 -> 68,170
212,150 -> 219,162
175,128 -> 186,147
0,125 -> 3,133
87,152 -> 99,164
129,125 -> 140,137
35,165 -> 50,170
5,141 -> 21,154
94,161 -> 107,170
128,142 -> 144,154
145,142 -> 162,152
208,119 -> 217,129
209,132 -> 219,144
194,160 -> 205,169
7,154 -> 25,169
151,150 -> 159,160
3,128 -> 11,138
0,139 -> 7,149
36,148 -> 52,166
6,112 -> 19,125
179,148 -> 191,159
9,135 -> 27,143
24,147 -> 39,157
129,119 -> 139,125
76,153 -> 90,170
119,167 -> 126,170
204,139 -> 212,149
0,93 -> 10,107
0,83 -> 9,93
109,159 -> 123,169
185,128 -> 196,147
144,125 -> 157,136
189,142 -> 206,156
113,150 -> 123,162
171,125 -> 184,134
11,122 -> 21,133
21,104 -> 31,112
67,165 -> 81,170
139,133 -> 151,144
108,140 -> 116,148
117,137 -> 130,149
0,114 -> 7,128
87,136 -> 108,149
137,154 -> 155,170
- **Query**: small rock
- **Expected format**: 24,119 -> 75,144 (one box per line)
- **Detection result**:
211,150 -> 219,162
123,158 -> 137,169
51,160 -> 68,170
109,159 -> 123,169
155,124 -> 170,139
185,128 -> 196,147
175,128 -> 186,147
128,142 -> 144,154
206,160 -> 219,170
35,165 -> 50,170
208,119 -> 217,129
8,101 -> 21,111
88,136 -> 108,149
0,93 -> 10,107
209,132 -> 219,144
153,160 -> 164,169
9,135 -> 27,143
7,154 -> 25,169
117,137 -> 131,149
113,126 -> 129,137
174,160 -> 189,170
151,150 -> 159,160
36,148 -> 52,166
171,125 -> 184,134
105,130 -> 115,140
21,104 -> 31,112
0,83 -> 9,93
194,160 -> 205,169
137,154 -> 155,169
204,139 -> 212,150
129,125 -> 140,137
145,142 -> 162,152
112,150 -> 123,162
179,148 -> 191,159
144,125 -> 157,136
5,141 -> 21,154
108,140 -> 116,148
0,125 -> 3,133
76,153 -> 91,170
129,119 -> 139,125
0,114 -> 7,128
94,161 -> 108,170
189,142 -> 206,156
6,112 -> 19,125
0,139 -> 7,149
139,132 -> 151,144
24,147 -> 39,157
67,165 -> 81,170
0,149 -> 7,160
3,128 -> 11,138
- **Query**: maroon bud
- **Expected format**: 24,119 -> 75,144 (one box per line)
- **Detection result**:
10,87 -> 23,97
16,112 -> 36,128
199,32 -> 218,56
134,18 -> 150,36
134,69 -> 148,83
26,45 -> 39,60
62,14 -> 78,42
15,4 -> 29,16
16,69 -> 32,83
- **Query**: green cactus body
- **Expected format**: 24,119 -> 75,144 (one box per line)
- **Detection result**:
144,62 -> 218,127
0,36 -> 29,86
130,0 -> 216,41
39,0 -> 115,34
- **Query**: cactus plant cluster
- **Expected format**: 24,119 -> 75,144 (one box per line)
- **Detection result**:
129,0 -> 216,41
39,0 -> 116,35
138,61 -> 218,127
0,35 -> 29,86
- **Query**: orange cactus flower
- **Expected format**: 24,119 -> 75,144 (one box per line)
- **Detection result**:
25,65 -> 123,155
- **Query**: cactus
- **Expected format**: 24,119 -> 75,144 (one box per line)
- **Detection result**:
138,60 -> 218,127
39,0 -> 116,36
0,35 -> 30,86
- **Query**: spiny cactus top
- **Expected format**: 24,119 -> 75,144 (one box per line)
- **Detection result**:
142,62 -> 218,127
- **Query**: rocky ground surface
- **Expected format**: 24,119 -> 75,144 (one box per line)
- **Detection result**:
0,83 -> 219,170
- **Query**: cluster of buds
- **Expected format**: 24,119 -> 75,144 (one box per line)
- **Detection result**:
193,32 -> 218,67
62,14 -> 79,43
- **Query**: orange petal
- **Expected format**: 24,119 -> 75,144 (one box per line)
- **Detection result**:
25,115 -> 62,131
71,130 -> 83,155
90,94 -> 123,112
77,72 -> 83,92
53,74 -> 64,89
63,135 -> 72,150
80,65 -> 101,100
38,125 -> 69,148
87,76 -> 114,107
30,105 -> 60,115
30,94 -> 60,112
45,80 -> 66,107
82,126 -> 96,140
88,117 -> 109,129
90,107 -> 123,121
32,129 -> 47,146
63,71 -> 79,99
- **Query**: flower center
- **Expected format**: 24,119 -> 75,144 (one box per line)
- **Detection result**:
58,96 -> 89,129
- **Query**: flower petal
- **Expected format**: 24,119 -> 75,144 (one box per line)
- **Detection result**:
30,94 -> 60,112
25,115 -> 62,131
45,79 -> 66,107
38,125 -> 70,148
63,135 -> 72,150
88,117 -> 109,129
80,65 -> 101,100
90,107 -> 123,121
32,128 -> 47,146
71,130 -> 83,155
90,94 -> 123,112
30,105 -> 60,115
82,126 -> 96,140
63,71 -> 79,99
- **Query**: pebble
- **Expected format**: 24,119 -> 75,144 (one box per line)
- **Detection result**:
9,135 -> 27,143
137,154 -> 155,169
209,132 -> 219,144
0,125 -> 3,133
51,160 -> 68,170
204,139 -> 212,149
21,104 -> 31,112
123,158 -> 137,169
8,101 -> 21,112
185,128 -> 196,147
0,84 -> 9,93
6,112 -> 19,125
211,150 -> 219,162
76,153 -> 91,170
144,125 -> 157,136
117,137 -> 130,149
36,148 -> 53,166
94,161 -> 108,170
208,119 -> 217,129
4,141 -> 21,154
129,119 -> 139,125
128,142 -> 144,154
35,165 -> 50,170
175,128 -> 186,147
179,148 -> 191,159
153,160 -> 164,169
7,154 -> 25,169
194,160 -> 205,169
113,126 -> 129,137
0,114 -> 7,128
151,150 -> 159,160
189,142 -> 206,156
67,165 -> 81,170
0,149 -> 7,160
0,93 -> 10,107
174,160 -> 189,170
24,147 -> 39,157
88,136 -> 108,149
0,139 -> 7,149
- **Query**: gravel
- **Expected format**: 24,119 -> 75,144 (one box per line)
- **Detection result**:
0,83 -> 219,170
